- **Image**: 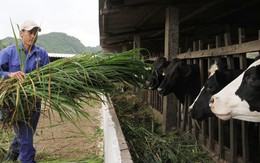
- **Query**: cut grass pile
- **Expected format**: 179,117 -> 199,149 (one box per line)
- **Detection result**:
112,94 -> 213,163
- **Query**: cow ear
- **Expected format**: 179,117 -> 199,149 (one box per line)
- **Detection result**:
215,70 -> 222,82
215,58 -> 227,71
215,70 -> 228,84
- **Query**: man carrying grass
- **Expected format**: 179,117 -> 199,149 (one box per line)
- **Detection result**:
0,20 -> 50,163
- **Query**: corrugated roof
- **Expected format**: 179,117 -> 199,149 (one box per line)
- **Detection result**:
48,53 -> 75,58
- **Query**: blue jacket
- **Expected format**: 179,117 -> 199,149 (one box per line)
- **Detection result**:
0,43 -> 50,78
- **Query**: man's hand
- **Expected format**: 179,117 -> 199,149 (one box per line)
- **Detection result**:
8,71 -> 26,81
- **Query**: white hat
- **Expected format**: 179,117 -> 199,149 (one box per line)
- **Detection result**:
20,20 -> 41,32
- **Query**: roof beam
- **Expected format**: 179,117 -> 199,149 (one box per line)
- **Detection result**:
100,0 -> 171,15
180,0 -> 223,23
136,5 -> 164,29
208,0 -> 260,22
101,27 -> 163,39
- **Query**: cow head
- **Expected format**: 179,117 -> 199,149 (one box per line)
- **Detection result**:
146,56 -> 169,90
189,59 -> 243,121
157,58 -> 193,96
210,59 -> 260,122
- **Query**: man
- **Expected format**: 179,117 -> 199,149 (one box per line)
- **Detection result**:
0,20 -> 50,163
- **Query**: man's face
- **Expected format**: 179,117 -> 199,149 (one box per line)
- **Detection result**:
20,27 -> 39,47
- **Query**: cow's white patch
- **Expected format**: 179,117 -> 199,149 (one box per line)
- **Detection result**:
210,72 -> 244,115
210,93 -> 250,120
208,61 -> 218,76
232,108 -> 260,122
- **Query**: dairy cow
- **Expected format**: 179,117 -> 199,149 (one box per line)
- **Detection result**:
157,58 -> 201,104
189,59 -> 243,121
210,58 -> 260,122
146,56 -> 170,90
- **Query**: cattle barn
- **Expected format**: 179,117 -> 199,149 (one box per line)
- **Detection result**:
99,0 -> 260,162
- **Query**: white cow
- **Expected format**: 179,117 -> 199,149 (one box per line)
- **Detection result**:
209,58 -> 260,122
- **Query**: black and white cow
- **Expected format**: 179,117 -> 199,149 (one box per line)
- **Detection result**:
146,56 -> 170,90
157,58 -> 201,104
209,58 -> 260,122
189,59 -> 243,121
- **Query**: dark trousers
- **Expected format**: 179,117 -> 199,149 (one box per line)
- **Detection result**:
11,104 -> 41,163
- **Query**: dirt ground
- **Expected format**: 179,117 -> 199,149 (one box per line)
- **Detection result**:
34,102 -> 104,161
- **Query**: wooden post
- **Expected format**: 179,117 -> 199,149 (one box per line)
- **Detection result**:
163,6 -> 179,132
238,28 -> 249,163
198,40 -> 203,50
199,58 -> 206,145
224,32 -> 238,163
207,51 -> 215,151
238,28 -> 247,68
193,41 -> 198,51
122,43 -> 128,52
224,32 -> 234,69
216,34 -> 224,159
215,35 -> 221,48
133,35 -> 141,94
208,116 -> 215,151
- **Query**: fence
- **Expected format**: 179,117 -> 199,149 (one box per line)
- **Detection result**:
146,28 -> 260,163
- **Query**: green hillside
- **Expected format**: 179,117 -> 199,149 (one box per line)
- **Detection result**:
0,32 -> 101,54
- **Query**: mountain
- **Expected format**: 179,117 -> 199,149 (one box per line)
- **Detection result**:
0,32 -> 101,54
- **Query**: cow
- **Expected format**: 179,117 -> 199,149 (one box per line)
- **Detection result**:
157,58 -> 201,104
209,58 -> 260,122
146,56 -> 170,90
189,59 -> 243,121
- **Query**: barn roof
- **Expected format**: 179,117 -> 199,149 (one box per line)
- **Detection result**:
99,0 -> 260,52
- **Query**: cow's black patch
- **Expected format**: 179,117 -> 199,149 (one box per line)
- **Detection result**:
157,58 -> 200,103
235,65 -> 260,112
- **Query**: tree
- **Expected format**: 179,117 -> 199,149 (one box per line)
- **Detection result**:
0,40 -> 3,50
0,40 -> 6,50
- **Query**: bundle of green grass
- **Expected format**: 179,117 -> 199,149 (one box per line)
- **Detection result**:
0,49 -> 149,126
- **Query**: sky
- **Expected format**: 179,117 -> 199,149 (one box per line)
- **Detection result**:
0,0 -> 100,47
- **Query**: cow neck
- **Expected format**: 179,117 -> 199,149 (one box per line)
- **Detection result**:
171,64 -> 200,104
173,85 -> 186,103
184,64 -> 201,98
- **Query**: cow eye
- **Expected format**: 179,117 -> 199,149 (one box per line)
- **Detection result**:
245,75 -> 256,83
205,84 -> 212,90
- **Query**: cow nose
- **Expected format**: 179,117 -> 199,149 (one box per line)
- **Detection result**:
157,87 -> 163,93
209,97 -> 215,109
146,80 -> 151,85
209,97 -> 214,104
